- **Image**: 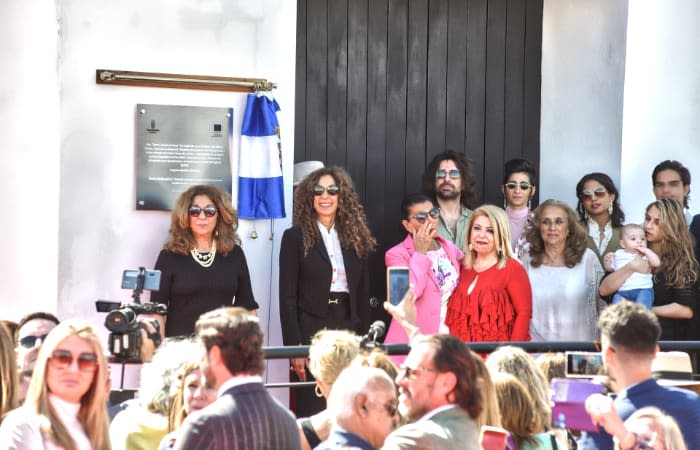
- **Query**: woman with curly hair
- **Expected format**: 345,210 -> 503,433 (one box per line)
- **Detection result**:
600,199 -> 699,340
523,199 -> 604,341
0,320 -> 110,450
152,185 -> 258,337
280,166 -> 376,416
575,172 -> 626,266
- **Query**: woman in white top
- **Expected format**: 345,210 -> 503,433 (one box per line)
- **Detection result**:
523,199 -> 605,341
0,320 -> 110,450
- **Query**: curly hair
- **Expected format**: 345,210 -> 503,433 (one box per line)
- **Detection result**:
293,166 -> 376,258
463,205 -> 515,270
575,172 -> 625,228
26,320 -> 110,450
162,185 -> 241,255
645,199 -> 699,288
421,150 -> 478,209
502,158 -> 537,185
525,199 -> 589,268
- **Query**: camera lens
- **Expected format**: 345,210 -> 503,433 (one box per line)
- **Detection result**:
105,308 -> 136,333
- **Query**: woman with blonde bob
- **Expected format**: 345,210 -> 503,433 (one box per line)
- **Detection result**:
1,321 -> 19,424
0,320 -> 110,450
446,204 -> 532,342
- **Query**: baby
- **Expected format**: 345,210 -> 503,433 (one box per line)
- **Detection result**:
608,224 -> 660,308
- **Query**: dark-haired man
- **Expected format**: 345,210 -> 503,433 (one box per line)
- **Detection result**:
421,150 -> 477,252
15,311 -> 60,402
174,307 -> 299,450
580,301 -> 700,450
382,334 -> 481,450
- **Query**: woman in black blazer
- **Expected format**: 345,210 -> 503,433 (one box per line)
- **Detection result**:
279,166 -> 376,417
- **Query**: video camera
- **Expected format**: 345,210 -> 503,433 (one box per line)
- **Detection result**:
95,267 -> 167,362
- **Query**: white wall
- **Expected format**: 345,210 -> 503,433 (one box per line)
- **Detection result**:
619,0 -> 700,224
540,0 -> 628,209
1,0 -> 295,395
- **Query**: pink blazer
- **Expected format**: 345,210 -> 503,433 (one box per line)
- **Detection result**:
384,235 -> 463,359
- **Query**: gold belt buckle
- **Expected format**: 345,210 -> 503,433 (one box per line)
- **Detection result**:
328,298 -> 340,304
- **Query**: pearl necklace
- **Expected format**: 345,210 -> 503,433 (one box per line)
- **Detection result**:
191,240 -> 217,268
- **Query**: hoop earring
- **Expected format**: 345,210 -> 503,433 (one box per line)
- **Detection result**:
315,384 -> 323,397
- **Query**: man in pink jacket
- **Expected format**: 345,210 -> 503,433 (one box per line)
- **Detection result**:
384,193 -> 463,362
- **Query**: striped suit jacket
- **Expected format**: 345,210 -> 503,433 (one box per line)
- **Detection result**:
173,382 -> 300,450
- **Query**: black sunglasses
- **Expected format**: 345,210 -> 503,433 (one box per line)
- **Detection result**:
505,181 -> 532,190
410,207 -> 440,224
19,334 -> 49,349
188,205 -> 218,218
50,349 -> 99,372
580,187 -> 607,200
436,169 -> 461,180
312,184 -> 340,196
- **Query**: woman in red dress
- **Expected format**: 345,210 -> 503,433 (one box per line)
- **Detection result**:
445,204 -> 532,342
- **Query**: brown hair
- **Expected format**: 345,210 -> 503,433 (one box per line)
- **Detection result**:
163,185 -> 241,255
0,321 -> 18,424
525,199 -> 589,268
293,166 -> 376,258
646,199 -> 699,288
492,373 -> 540,448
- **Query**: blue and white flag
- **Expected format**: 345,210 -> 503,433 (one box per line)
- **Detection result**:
237,93 -> 285,219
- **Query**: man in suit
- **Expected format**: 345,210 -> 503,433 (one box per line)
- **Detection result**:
174,307 -> 300,450
317,366 -> 399,450
382,334 -> 481,450
580,301 -> 700,450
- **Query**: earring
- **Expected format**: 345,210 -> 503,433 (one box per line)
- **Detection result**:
608,203 -> 613,215
497,247 -> 503,257
527,197 -> 532,210
315,384 -> 323,397
504,198 -> 507,209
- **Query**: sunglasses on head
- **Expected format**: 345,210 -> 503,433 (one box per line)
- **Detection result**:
312,184 -> 339,196
435,169 -> 461,180
188,205 -> 218,217
19,334 -> 49,349
505,181 -> 532,190
410,207 -> 441,224
50,349 -> 98,372
580,187 -> 607,200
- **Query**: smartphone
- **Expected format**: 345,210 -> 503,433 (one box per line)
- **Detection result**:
121,269 -> 161,291
565,351 -> 604,378
480,426 -> 511,450
550,378 -> 604,432
386,266 -> 410,306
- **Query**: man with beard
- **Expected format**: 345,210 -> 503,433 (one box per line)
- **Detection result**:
174,307 -> 300,450
382,334 -> 481,450
421,150 -> 478,252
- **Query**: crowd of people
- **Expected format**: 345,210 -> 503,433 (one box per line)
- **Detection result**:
1,155 -> 700,449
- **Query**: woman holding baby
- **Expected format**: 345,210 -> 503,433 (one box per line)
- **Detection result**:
600,199 -> 700,340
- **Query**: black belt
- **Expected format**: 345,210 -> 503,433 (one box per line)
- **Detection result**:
328,292 -> 349,305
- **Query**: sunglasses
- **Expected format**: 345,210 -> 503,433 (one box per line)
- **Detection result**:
49,349 -> 99,372
410,207 -> 441,224
188,205 -> 218,217
436,169 -> 461,180
400,365 -> 437,379
505,181 -> 532,190
19,334 -> 49,349
580,187 -> 607,200
312,184 -> 339,196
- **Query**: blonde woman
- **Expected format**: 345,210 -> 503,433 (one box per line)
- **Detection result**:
1,321 -> 19,424
445,204 -> 532,342
0,320 -> 110,450
298,329 -> 361,450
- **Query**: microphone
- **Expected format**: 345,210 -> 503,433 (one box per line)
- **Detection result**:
369,297 -> 380,308
366,320 -> 386,342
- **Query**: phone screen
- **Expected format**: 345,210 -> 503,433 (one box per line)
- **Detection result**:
387,267 -> 410,306
565,352 -> 604,378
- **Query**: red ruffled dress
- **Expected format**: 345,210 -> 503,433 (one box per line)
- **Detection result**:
445,257 -> 532,342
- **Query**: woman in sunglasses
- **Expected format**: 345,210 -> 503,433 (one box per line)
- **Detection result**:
502,158 -> 537,259
575,172 -> 626,267
383,193 -> 462,361
280,166 -> 376,417
152,185 -> 258,338
0,320 -> 110,449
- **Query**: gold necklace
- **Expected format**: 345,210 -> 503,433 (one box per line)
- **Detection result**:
191,240 -> 217,268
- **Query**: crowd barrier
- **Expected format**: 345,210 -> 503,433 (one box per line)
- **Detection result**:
263,340 -> 700,389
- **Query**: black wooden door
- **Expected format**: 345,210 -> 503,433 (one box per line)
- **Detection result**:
295,0 -> 543,311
